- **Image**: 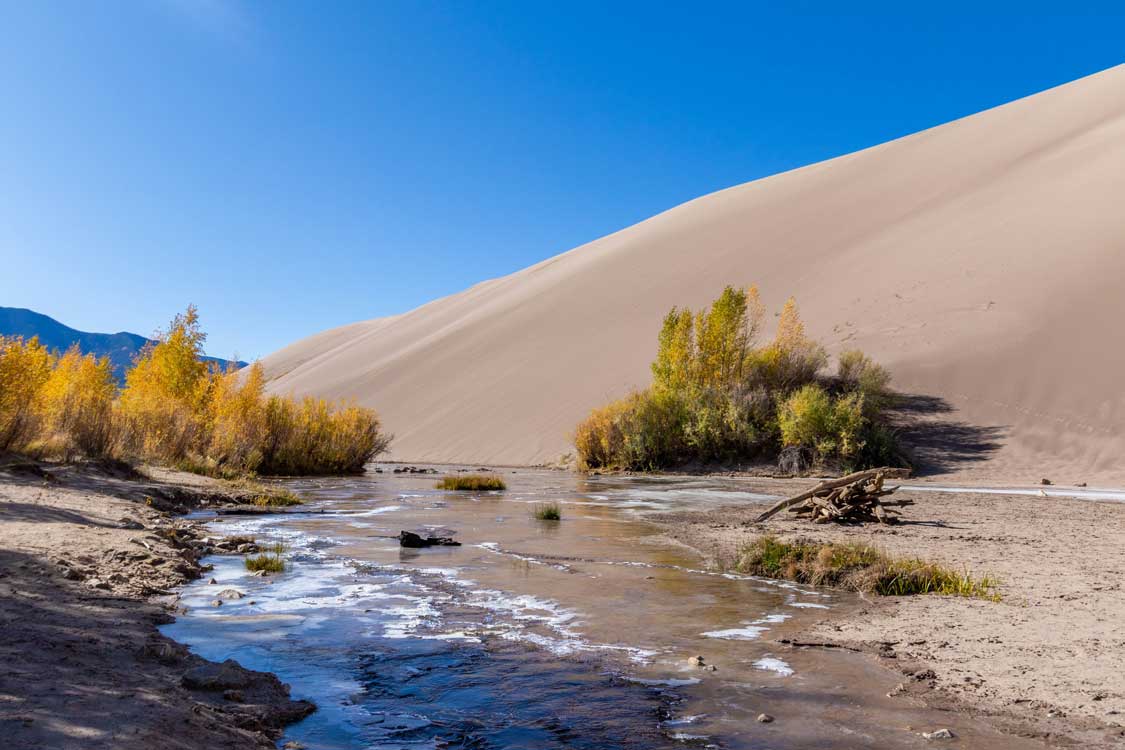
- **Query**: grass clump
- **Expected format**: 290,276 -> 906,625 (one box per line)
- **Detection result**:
574,286 -> 906,473
435,474 -> 507,491
226,477 -> 303,507
244,542 -> 286,573
532,501 -> 562,521
736,536 -> 1000,600
0,306 -> 391,476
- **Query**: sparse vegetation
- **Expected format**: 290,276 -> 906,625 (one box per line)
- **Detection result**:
574,285 -> 905,473
736,536 -> 1000,600
0,306 -> 391,476
227,477 -> 303,507
245,542 -> 286,573
532,501 -> 562,521
435,474 -> 507,491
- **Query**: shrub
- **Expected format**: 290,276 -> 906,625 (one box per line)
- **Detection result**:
0,307 -> 390,476
435,474 -> 507,491
36,346 -> 118,458
532,501 -> 562,521
575,286 -> 902,473
837,349 -> 893,413
0,336 -> 53,451
736,536 -> 999,600
245,542 -> 286,573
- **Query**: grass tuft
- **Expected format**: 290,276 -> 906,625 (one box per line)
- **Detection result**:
435,474 -> 506,491
226,477 -> 303,507
244,542 -> 286,573
532,502 -> 562,521
736,536 -> 999,600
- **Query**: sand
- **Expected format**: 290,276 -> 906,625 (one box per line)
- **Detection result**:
260,63 -> 1125,484
652,480 -> 1125,749
0,460 -> 314,749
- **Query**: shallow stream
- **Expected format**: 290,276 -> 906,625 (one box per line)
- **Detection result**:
163,468 -> 1046,749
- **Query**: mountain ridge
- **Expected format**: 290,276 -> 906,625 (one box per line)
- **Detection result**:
0,307 -> 246,381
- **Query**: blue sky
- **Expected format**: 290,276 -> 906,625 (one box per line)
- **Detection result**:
2,2 -> 1123,360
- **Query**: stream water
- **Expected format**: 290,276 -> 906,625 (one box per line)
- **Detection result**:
162,467 -> 1047,749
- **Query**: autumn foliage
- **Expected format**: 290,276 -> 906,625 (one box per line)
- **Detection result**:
0,306 -> 390,475
574,286 -> 902,472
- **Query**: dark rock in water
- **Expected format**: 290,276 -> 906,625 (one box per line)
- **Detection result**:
398,530 -> 461,548
778,445 -> 813,475
1040,477 -> 1052,485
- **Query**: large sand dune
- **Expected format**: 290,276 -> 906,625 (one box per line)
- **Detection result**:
262,65 -> 1125,482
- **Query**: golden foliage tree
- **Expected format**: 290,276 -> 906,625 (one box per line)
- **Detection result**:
0,336 -> 53,451
36,346 -> 118,458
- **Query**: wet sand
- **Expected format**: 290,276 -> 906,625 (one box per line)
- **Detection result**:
653,477 -> 1125,749
0,460 -> 314,749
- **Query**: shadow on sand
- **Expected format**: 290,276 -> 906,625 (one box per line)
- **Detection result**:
889,393 -> 1007,477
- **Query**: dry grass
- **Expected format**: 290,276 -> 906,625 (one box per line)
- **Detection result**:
435,474 -> 507,491
225,477 -> 303,507
532,501 -> 562,521
244,542 -> 286,573
736,536 -> 1000,600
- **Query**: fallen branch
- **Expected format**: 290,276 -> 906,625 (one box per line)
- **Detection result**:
755,467 -> 912,523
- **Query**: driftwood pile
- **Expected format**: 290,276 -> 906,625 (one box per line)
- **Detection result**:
755,468 -> 913,525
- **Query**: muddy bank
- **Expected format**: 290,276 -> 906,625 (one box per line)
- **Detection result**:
652,482 -> 1125,749
0,459 -> 314,749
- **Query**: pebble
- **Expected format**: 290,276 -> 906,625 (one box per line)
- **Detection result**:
756,713 -> 774,723
922,728 -> 955,740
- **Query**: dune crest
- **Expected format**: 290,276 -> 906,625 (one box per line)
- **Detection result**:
262,64 -> 1125,482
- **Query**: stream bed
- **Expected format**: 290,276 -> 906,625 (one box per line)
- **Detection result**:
162,467 -> 1046,749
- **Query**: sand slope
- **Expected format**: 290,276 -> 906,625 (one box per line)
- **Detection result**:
261,65 -> 1125,482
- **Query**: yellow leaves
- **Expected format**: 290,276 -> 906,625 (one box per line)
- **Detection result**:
0,307 -> 391,474
0,336 -> 54,450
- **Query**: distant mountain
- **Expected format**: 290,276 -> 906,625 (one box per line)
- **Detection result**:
0,307 -> 247,382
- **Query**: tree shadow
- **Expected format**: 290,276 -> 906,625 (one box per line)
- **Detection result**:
0,501 -> 120,528
889,393 -> 1008,477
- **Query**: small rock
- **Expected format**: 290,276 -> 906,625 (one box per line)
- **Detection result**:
922,728 -> 955,740
86,578 -> 110,590
282,742 -> 307,750
210,599 -> 223,607
208,578 -> 217,585
215,589 -> 245,600
1075,481 -> 1087,487
756,713 -> 774,723
687,655 -> 706,667
1040,478 -> 1052,485
887,683 -> 906,697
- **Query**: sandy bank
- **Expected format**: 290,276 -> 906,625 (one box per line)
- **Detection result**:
0,459 -> 314,749
652,482 -> 1125,749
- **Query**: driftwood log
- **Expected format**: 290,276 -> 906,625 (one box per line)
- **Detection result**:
754,467 -> 912,524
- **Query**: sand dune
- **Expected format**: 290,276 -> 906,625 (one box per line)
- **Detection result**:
261,65 -> 1125,483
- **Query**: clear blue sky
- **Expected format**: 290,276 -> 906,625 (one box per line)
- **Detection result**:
2,2 -> 1123,360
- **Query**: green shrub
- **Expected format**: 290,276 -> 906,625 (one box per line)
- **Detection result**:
532,502 -> 562,521
575,286 -> 904,473
435,474 -> 507,491
245,542 -> 286,573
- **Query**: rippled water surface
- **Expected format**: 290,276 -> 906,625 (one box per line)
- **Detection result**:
163,467 -> 1045,749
